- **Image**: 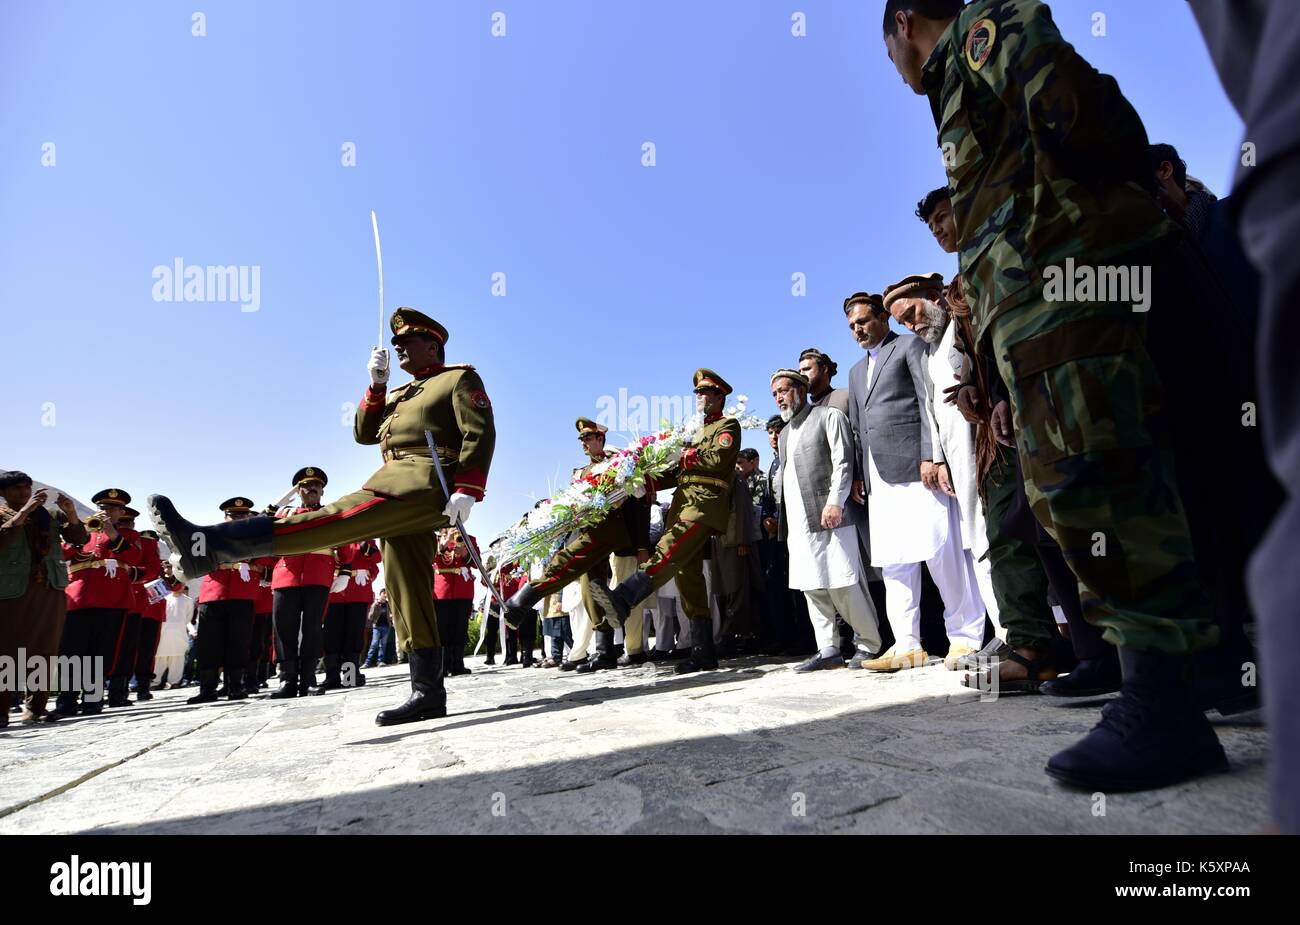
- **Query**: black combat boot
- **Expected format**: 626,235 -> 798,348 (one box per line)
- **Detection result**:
244,664 -> 261,696
269,661 -> 298,699
576,628 -> 618,673
375,648 -> 447,726
147,495 -> 275,582
1046,647 -> 1229,791
187,670 -> 221,704
298,659 -> 316,697
674,618 -> 719,675
1040,653 -> 1122,698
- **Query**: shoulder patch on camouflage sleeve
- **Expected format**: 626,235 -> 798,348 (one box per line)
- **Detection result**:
964,18 -> 996,71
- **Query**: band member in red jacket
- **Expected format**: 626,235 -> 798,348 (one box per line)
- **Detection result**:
270,469 -> 354,698
316,538 -> 381,693
51,488 -> 140,718
482,558 -> 528,667
189,497 -> 264,703
434,529 -> 479,675
131,529 -> 169,701
106,507 -> 160,707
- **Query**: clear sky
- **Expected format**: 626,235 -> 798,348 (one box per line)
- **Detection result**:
2,0 -> 1243,590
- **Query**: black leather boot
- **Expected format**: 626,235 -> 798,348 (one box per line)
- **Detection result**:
375,648 -> 447,726
312,656 -> 343,695
147,495 -> 275,582
269,661 -> 298,699
519,612 -> 537,668
576,628 -> 618,673
1040,653 -> 1122,698
504,582 -> 542,631
1045,647 -> 1228,791
675,618 -> 719,675
244,664 -> 261,696
187,670 -> 220,704
226,671 -> 247,700
298,659 -> 316,697
607,571 -> 653,626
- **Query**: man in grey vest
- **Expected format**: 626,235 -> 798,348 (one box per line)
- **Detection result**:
770,370 -> 882,672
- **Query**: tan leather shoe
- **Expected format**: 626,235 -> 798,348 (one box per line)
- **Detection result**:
862,647 -> 929,672
943,644 -> 977,671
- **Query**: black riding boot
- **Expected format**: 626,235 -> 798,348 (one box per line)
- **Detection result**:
675,617 -> 719,675
375,648 -> 447,726
1045,647 -> 1228,791
504,582 -> 543,631
226,671 -> 247,700
147,495 -> 275,581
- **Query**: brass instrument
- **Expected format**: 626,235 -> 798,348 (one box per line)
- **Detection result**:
84,512 -> 108,530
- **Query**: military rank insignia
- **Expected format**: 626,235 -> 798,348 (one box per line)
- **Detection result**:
965,18 -> 996,71
469,390 -> 491,410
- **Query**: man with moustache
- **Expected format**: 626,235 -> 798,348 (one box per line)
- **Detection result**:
150,308 -> 496,726
843,292 -> 985,672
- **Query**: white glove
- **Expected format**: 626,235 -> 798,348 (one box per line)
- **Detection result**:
460,567 -> 470,581
104,558 -> 118,578
259,580 -> 272,588
238,563 -> 251,582
354,570 -> 370,586
443,492 -> 475,525
330,575 -> 350,594
368,347 -> 390,386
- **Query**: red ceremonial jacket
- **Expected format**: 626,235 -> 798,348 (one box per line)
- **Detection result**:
64,529 -> 139,612
126,531 -> 162,616
433,534 -> 478,600
272,507 -> 354,589
332,540 -> 381,605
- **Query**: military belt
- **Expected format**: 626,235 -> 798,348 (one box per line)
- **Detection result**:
382,443 -> 456,464
68,560 -> 111,575
679,474 -> 732,491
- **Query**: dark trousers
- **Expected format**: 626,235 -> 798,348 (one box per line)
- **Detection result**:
543,615 -> 572,659
198,599 -> 255,680
483,612 -> 500,658
55,607 -> 124,711
758,538 -> 815,652
273,585 -> 328,685
133,618 -> 162,688
322,601 -> 370,682
108,611 -> 142,702
248,611 -> 272,666
434,598 -> 472,665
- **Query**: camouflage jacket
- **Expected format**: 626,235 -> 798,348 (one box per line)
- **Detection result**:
923,0 -> 1174,342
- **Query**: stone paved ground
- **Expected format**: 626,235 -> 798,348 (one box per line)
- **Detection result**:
0,655 -> 1270,834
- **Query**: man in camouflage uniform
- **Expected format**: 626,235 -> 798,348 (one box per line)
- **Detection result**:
149,308 -> 496,726
605,368 -> 743,674
502,417 -> 651,673
883,0 -> 1222,790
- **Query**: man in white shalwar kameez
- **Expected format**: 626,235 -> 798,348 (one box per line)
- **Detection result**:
843,289 -> 985,672
887,275 -> 1004,665
771,369 -> 882,671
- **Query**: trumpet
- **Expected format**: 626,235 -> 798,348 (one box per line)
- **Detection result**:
85,512 -> 108,530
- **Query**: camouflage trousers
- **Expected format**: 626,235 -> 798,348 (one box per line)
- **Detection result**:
988,297 -> 1217,655
981,446 -> 1056,649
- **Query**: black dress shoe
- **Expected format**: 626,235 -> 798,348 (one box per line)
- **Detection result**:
135,689 -> 154,702
646,649 -> 673,662
1046,648 -> 1228,791
1194,672 -> 1261,716
1040,656 -> 1122,698
794,653 -> 844,673
617,651 -> 648,667
558,659 -> 582,671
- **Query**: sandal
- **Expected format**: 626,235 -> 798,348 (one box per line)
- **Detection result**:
962,648 -> 1056,694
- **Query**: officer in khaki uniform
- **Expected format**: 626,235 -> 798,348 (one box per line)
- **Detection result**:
503,417 -> 651,673
149,308 -> 496,726
606,369 -> 742,674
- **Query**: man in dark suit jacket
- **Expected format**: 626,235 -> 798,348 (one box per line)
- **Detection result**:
842,291 -> 985,672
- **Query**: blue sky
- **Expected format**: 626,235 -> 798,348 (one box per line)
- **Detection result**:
1,0 -> 1243,581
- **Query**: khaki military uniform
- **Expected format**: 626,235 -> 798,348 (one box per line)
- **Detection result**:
641,414 -> 742,618
271,363 -> 496,651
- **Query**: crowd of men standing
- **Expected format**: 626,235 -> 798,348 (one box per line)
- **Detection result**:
2,0 -> 1296,834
